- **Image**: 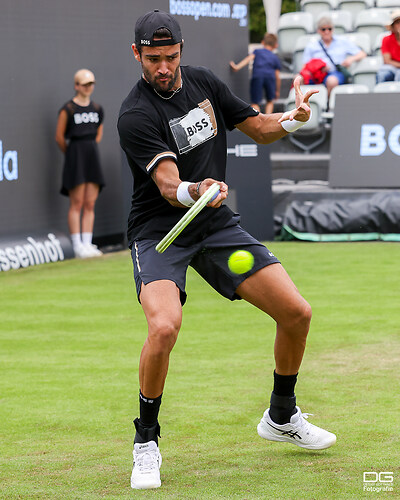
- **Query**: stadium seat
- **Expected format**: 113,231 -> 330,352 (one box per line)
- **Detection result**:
340,32 -> 371,55
354,8 -> 392,47
292,34 -> 320,73
278,12 -> 314,59
315,10 -> 354,33
351,56 -> 382,90
337,0 -> 374,17
375,0 -> 400,7
372,31 -> 391,56
300,0 -> 338,17
373,81 -> 400,92
327,83 -> 370,111
285,84 -> 328,153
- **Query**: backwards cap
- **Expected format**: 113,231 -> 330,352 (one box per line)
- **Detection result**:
135,9 -> 182,47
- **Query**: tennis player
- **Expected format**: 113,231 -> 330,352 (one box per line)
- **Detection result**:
118,10 -> 336,490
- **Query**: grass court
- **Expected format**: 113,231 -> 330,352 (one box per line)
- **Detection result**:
1,242 -> 399,499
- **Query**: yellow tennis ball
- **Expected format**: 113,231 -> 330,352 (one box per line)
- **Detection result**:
228,250 -> 254,274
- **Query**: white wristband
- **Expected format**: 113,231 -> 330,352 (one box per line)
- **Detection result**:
176,181 -> 195,207
280,109 -> 312,133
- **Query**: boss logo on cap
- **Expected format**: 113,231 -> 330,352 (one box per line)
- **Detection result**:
141,39 -> 150,45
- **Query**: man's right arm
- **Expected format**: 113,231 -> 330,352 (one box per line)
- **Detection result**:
150,159 -> 227,208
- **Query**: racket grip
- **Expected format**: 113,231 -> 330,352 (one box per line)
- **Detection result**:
210,190 -> 220,202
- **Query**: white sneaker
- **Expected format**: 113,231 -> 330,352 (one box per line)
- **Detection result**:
131,441 -> 162,489
84,243 -> 102,257
73,244 -> 92,259
257,406 -> 336,450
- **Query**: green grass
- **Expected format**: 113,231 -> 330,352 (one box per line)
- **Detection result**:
1,242 -> 399,499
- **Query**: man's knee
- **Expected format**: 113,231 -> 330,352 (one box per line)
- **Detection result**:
148,318 -> 180,354
282,299 -> 312,336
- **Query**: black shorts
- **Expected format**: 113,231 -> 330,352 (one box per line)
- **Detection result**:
131,223 -> 280,305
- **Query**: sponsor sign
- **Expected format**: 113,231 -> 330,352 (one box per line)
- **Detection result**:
0,140 -> 18,183
225,129 -> 274,241
330,93 -> 400,188
0,233 -> 74,272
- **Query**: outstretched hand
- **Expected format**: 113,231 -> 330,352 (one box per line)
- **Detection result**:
278,75 -> 319,123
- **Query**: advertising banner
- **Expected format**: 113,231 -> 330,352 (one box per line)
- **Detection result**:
1,0 -> 250,270
329,93 -> 400,188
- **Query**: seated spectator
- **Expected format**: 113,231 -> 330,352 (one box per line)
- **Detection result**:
376,10 -> 400,83
301,17 -> 366,97
230,33 -> 281,114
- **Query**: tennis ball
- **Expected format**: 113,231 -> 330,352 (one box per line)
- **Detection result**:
228,250 -> 254,274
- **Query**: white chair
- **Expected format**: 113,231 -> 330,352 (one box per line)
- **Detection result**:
285,84 -> 328,153
329,83 -> 370,109
373,81 -> 400,92
337,0 -> 374,17
354,8 -> 392,47
316,10 -> 354,33
300,0 -> 338,17
372,31 -> 391,56
340,32 -> 371,55
278,12 -> 314,58
376,0 -> 400,7
351,56 -> 382,89
293,34 -> 319,73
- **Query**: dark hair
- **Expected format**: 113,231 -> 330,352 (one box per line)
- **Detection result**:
136,27 -> 184,54
263,33 -> 278,47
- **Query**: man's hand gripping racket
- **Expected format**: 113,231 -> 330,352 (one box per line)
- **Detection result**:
156,180 -> 227,254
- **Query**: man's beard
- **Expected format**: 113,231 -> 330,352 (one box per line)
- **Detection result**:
143,66 -> 180,94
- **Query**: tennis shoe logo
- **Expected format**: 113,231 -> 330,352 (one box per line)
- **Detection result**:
267,422 -> 302,440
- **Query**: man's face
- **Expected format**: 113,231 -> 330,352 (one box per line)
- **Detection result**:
393,19 -> 400,35
133,42 -> 182,93
318,25 -> 333,43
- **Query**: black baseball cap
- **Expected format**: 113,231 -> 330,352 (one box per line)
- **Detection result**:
135,10 -> 183,47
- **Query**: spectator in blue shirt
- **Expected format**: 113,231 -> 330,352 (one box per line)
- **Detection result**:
230,33 -> 281,114
302,17 -> 366,97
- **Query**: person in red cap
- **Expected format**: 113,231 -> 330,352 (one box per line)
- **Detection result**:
376,10 -> 400,84
118,9 -> 336,490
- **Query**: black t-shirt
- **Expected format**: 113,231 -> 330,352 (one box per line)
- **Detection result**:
60,100 -> 104,141
117,65 -> 258,246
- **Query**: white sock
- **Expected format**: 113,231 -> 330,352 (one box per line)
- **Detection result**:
71,233 -> 82,249
82,232 -> 93,245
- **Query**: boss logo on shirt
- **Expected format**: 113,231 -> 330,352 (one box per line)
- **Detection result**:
169,99 -> 217,154
186,118 -> 209,137
74,112 -> 99,125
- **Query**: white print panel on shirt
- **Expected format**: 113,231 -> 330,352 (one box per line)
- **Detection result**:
74,112 -> 99,124
169,99 -> 217,154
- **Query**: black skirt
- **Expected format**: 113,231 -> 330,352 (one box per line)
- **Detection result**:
60,139 -> 105,196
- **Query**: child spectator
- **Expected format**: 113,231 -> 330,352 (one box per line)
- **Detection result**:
230,33 -> 281,114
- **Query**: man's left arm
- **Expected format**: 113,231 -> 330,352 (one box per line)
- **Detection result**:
236,76 -> 318,144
